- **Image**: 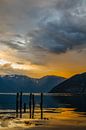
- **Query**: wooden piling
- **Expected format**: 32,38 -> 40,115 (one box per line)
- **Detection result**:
40,93 -> 43,119
24,103 -> 26,113
32,94 -> 35,119
16,92 -> 19,118
29,93 -> 32,118
20,92 -> 23,118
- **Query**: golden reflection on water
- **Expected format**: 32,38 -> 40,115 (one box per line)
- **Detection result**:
22,107 -> 85,121
42,107 -> 86,119
0,107 -> 86,128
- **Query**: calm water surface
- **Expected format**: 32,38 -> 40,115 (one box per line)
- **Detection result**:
0,93 -> 86,118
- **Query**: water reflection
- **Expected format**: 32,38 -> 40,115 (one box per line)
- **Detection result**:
53,95 -> 86,113
0,93 -> 86,117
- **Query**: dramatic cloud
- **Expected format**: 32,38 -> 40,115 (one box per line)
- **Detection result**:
0,0 -> 86,77
27,0 -> 86,54
1,1 -> 86,62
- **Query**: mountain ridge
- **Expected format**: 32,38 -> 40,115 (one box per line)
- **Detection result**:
51,72 -> 86,94
0,74 -> 65,93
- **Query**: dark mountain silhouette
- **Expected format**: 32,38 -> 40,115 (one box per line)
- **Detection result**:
37,75 -> 65,92
0,75 -> 65,93
51,72 -> 86,94
50,72 -> 86,113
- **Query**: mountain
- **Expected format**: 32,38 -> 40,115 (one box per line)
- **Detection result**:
0,75 -> 65,93
51,72 -> 86,94
37,75 -> 65,92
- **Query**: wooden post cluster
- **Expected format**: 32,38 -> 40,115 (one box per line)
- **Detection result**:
29,93 -> 35,119
16,92 -> 23,118
16,92 -> 43,119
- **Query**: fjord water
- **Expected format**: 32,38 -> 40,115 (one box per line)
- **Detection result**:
0,93 -> 86,118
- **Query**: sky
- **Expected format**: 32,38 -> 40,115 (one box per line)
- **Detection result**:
0,0 -> 86,78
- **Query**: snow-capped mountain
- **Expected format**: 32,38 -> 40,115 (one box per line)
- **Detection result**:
0,75 -> 65,93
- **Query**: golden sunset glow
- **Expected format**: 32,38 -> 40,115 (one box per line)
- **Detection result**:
0,48 -> 86,78
0,0 -> 86,78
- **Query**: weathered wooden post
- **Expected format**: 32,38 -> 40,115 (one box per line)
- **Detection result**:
16,92 -> 19,118
40,93 -> 43,119
20,92 -> 23,118
24,103 -> 26,113
32,94 -> 35,119
29,93 -> 32,118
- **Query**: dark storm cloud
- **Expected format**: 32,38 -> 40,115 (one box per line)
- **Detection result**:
0,0 -> 86,65
27,0 -> 86,54
55,0 -> 80,9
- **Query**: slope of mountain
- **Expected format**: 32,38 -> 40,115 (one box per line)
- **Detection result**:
37,75 -> 65,92
0,75 -> 65,93
51,72 -> 86,94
